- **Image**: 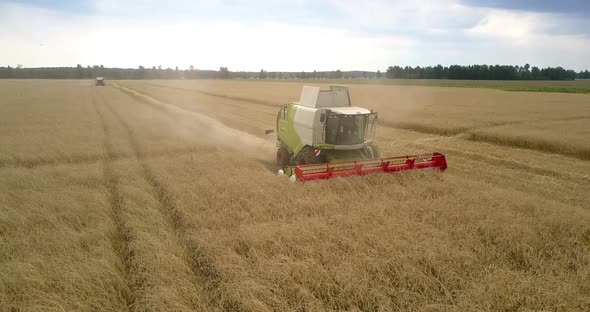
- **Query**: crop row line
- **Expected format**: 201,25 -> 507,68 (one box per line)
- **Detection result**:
0,146 -> 209,170
92,93 -> 139,312
378,117 -> 590,160
144,82 -> 278,107
105,89 -> 246,311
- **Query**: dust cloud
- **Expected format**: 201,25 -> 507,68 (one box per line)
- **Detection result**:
113,84 -> 276,162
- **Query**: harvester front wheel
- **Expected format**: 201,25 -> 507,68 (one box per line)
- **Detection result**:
277,145 -> 290,170
295,146 -> 324,165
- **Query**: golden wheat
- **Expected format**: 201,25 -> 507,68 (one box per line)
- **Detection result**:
1,79 -> 589,311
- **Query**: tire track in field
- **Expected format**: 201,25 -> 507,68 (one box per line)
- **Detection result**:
91,94 -> 141,312
0,154 -> 109,169
144,82 -> 278,107
102,92 -> 247,311
0,147 -> 210,170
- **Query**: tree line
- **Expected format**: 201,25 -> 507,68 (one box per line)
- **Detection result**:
0,65 -> 226,80
385,64 -> 582,80
0,64 -> 588,80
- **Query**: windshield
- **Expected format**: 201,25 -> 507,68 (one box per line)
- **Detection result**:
325,114 -> 368,145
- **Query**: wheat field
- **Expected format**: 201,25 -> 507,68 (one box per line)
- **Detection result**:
1,79 -> 589,311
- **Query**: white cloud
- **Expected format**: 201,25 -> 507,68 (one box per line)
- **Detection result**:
328,0 -> 484,33
468,10 -> 546,41
463,9 -> 590,68
82,19 -> 415,71
0,2 -> 415,71
0,1 -> 588,70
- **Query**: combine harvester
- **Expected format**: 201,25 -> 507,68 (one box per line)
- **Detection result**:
267,86 -> 447,181
95,77 -> 105,86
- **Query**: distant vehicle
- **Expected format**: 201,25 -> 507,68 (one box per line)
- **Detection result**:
95,77 -> 105,86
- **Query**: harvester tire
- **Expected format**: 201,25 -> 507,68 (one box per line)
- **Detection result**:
277,145 -> 290,170
295,146 -> 324,165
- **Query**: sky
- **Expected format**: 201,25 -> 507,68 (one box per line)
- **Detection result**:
0,0 -> 589,71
